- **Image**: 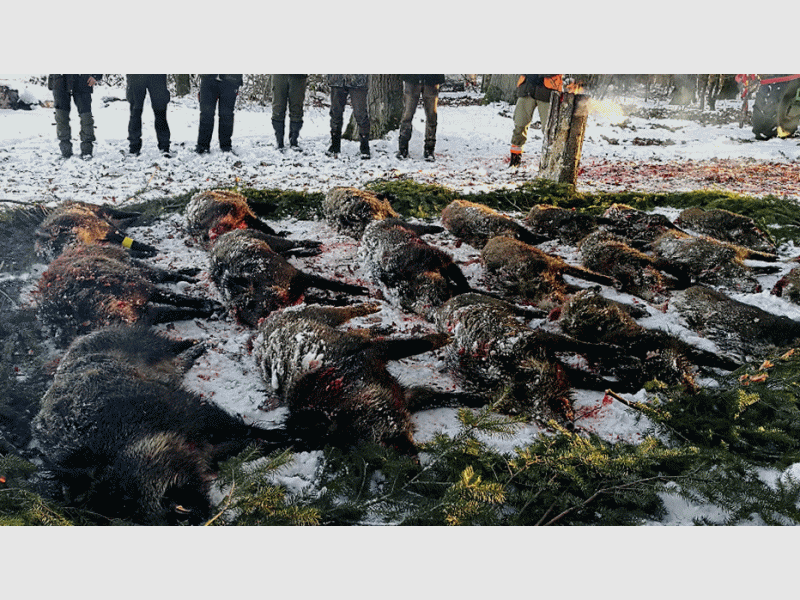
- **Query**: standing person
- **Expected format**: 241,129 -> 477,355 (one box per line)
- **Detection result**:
326,74 -> 370,159
271,74 -> 307,152
509,74 -> 563,167
126,74 -> 171,156
47,74 -> 102,159
196,75 -> 243,154
397,74 -> 445,161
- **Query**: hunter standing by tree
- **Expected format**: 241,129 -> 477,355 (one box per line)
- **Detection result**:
509,74 -> 563,167
126,75 -> 171,157
48,74 -> 102,159
271,74 -> 307,152
397,74 -> 444,162
326,74 -> 371,159
196,75 -> 243,154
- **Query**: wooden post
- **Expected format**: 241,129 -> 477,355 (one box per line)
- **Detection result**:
538,91 -> 590,186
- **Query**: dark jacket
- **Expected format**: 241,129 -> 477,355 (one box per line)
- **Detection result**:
48,74 -> 103,93
326,74 -> 368,88
516,74 -> 562,102
199,75 -> 243,87
401,75 -> 446,85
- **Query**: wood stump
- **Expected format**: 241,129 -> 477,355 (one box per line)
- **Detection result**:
539,91 -> 589,185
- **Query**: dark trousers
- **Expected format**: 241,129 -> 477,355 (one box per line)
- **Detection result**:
197,77 -> 239,151
126,75 -> 170,152
329,86 -> 369,139
272,74 -> 307,123
53,88 -> 93,114
399,81 -> 439,151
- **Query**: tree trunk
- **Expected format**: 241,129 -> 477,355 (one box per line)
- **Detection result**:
344,74 -> 403,140
175,75 -> 191,97
538,92 -> 589,186
483,74 -> 518,104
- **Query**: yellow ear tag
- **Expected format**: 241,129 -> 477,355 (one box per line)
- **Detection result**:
122,237 -> 134,249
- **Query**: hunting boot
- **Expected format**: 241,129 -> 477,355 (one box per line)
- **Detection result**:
359,133 -> 370,160
289,120 -> 303,152
509,152 -> 522,168
272,118 -> 285,151
424,142 -> 435,162
54,109 -> 72,158
327,129 -> 341,157
79,112 -> 95,158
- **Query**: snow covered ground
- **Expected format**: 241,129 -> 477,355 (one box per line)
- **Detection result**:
4,75 -> 800,534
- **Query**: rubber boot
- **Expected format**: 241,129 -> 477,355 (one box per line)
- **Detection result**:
396,136 -> 409,160
424,143 -> 435,162
272,118 -> 285,151
289,120 -> 303,152
54,109 -> 72,158
327,130 -> 341,156
79,112 -> 95,158
359,133 -> 370,160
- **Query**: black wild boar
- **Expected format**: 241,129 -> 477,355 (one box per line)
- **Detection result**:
253,303 -> 469,456
35,200 -> 157,261
523,204 -> 609,245
672,285 -> 800,362
579,230 -> 681,304
31,325 -> 279,525
599,203 -> 683,249
209,228 -> 369,327
35,244 -> 220,344
674,207 -> 777,256
771,267 -> 800,304
559,288 -> 740,390
359,218 -> 472,320
440,198 -> 546,249
434,293 -> 622,424
185,189 -> 322,256
323,186 -> 443,240
481,235 -> 616,309
650,229 -> 779,294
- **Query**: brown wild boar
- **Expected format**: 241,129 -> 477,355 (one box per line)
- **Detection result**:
481,235 -> 616,309
440,198 -> 546,250
185,189 -> 322,256
209,228 -> 369,327
35,244 -> 220,345
672,285 -> 800,363
434,293 -> 624,424
674,207 -> 777,256
253,303 -> 474,456
31,325 -> 282,525
559,288 -> 739,390
359,218 -> 472,320
35,200 -> 157,261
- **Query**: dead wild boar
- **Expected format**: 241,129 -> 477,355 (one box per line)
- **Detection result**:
599,203 -> 683,249
359,218 -> 472,320
650,229 -> 779,294
481,235 -> 616,309
672,285 -> 800,363
185,189 -> 322,256
674,207 -> 777,256
209,228 -> 369,327
434,293 -> 624,424
323,186 -> 443,240
31,325 -> 279,525
35,244 -> 220,345
559,288 -> 740,390
35,200 -> 157,261
579,230 -> 681,304
523,204 -> 610,245
771,267 -> 800,304
440,198 -> 546,250
253,303 -> 471,456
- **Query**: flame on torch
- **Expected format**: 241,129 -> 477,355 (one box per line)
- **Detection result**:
586,98 -> 627,125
